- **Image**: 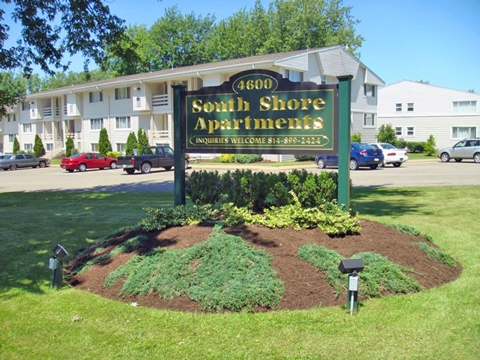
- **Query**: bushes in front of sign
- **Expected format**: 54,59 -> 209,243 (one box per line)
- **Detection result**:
218,154 -> 263,164
186,169 -> 342,212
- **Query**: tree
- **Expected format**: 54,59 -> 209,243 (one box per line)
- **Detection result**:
65,137 -> 74,157
98,128 -> 112,155
376,124 -> 397,145
424,135 -> 437,156
33,134 -> 46,157
0,72 -> 27,116
125,131 -> 138,156
0,0 -> 128,112
137,128 -> 149,153
13,136 -> 20,154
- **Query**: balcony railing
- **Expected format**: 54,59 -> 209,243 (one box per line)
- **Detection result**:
152,130 -> 169,139
42,107 -> 61,117
43,134 -> 54,141
152,94 -> 169,107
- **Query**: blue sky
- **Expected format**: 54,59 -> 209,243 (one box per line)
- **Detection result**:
5,0 -> 480,92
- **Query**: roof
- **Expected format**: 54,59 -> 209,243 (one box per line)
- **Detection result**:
28,45 -> 384,98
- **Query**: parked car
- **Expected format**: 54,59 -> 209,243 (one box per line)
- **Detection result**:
117,145 -> 188,174
438,138 -> 480,163
369,142 -> 408,167
0,154 -> 50,170
60,152 -> 118,172
315,142 -> 384,170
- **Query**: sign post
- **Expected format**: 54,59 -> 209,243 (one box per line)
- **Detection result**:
337,75 -> 353,211
172,84 -> 187,206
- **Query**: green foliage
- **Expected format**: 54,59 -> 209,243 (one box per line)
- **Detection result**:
65,137 -> 74,157
386,223 -> 422,236
104,1 -> 362,76
125,132 -> 138,156
187,169 -> 342,211
354,252 -> 422,298
294,154 -> 315,161
137,128 -> 149,149
396,140 -> 425,153
351,132 -> 362,142
424,135 -> 437,156
0,72 -> 27,117
105,226 -> 284,312
13,136 -> 20,154
33,134 -> 46,157
298,244 -> 344,295
376,124 -> 397,144
106,151 -> 122,158
139,205 -> 218,232
235,154 -> 263,163
220,154 -> 236,163
412,242 -> 456,267
221,200 -> 361,236
98,128 -> 112,155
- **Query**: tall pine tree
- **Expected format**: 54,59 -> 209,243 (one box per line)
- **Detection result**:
13,136 -> 20,154
33,134 -> 46,157
125,131 -> 138,156
98,128 -> 112,155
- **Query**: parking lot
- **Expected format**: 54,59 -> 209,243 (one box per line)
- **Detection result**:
0,160 -> 479,192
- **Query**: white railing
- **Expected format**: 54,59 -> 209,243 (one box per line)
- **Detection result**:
152,94 -> 169,107
43,134 -> 54,141
152,130 -> 169,139
43,107 -> 52,117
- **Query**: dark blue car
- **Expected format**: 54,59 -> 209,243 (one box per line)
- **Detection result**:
315,142 -> 384,170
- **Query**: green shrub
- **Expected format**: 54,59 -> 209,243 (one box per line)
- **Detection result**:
98,128 -> 112,155
294,154 -> 316,161
351,132 -> 362,142
106,151 -> 123,158
424,135 -> 437,156
139,205 -> 218,231
65,137 -> 74,157
220,154 -> 236,163
104,226 -> 284,312
412,242 -> 456,267
33,134 -> 46,157
235,154 -> 263,163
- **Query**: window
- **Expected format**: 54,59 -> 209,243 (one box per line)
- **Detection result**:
22,124 -> 32,133
24,143 -> 33,152
363,113 -> 375,128
91,143 -> 99,152
116,143 -> 127,153
8,114 -> 16,122
396,103 -> 402,112
22,102 -> 30,111
395,127 -> 403,136
364,84 -> 376,97
90,118 -> 103,130
46,143 -> 54,151
453,101 -> 477,113
407,103 -> 414,111
115,87 -> 130,100
452,127 -> 477,139
115,116 -> 131,129
8,134 -> 15,143
89,91 -> 103,103
406,127 -> 415,136
285,70 -> 304,82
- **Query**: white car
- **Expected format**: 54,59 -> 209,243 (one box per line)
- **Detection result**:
369,143 -> 408,167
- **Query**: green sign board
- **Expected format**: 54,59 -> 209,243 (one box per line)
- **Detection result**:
184,70 -> 338,154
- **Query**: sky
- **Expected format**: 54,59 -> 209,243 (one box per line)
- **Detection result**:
5,0 -> 480,92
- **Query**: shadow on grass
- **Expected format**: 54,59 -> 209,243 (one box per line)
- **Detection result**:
351,186 -> 431,218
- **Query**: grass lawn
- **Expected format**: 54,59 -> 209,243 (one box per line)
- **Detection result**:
1,187 -> 479,359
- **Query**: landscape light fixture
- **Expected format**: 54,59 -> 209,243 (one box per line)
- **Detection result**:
338,258 -> 364,315
50,244 -> 68,288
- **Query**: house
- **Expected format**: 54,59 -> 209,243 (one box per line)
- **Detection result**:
377,81 -> 480,148
0,45 -> 384,158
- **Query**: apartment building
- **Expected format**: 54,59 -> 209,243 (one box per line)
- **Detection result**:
1,45 -> 384,157
378,81 -> 480,148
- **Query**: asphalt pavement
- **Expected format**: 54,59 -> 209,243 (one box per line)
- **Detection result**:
0,159 -> 479,193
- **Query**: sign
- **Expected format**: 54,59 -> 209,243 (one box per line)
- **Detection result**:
184,70 -> 338,154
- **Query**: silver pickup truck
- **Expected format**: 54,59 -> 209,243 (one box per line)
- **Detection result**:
116,145 -> 188,174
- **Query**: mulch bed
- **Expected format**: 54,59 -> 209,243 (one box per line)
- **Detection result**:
67,219 -> 461,312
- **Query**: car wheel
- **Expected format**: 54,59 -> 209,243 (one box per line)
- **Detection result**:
39,161 -> 46,168
454,158 -> 462,162
316,158 -> 326,169
10,164 -> 17,170
393,163 -> 402,167
440,152 -> 450,162
349,159 -> 359,170
78,163 -> 87,172
370,164 -> 378,169
141,162 -> 151,174
474,153 -> 480,163
164,166 -> 172,171
67,169 -> 74,173
126,169 -> 135,174
110,161 -> 118,169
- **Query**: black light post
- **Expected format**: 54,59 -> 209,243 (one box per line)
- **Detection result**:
50,244 -> 68,288
338,259 -> 364,314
